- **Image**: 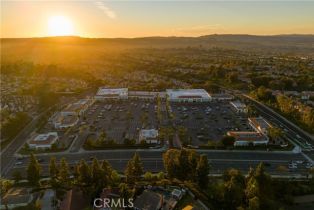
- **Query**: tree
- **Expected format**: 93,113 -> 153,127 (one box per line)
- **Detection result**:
124,138 -> 136,145
196,155 -> 210,188
76,159 -> 91,193
125,153 -> 143,183
222,169 -> 245,210
177,149 -> 191,180
51,143 -> 58,151
163,149 -> 201,181
144,172 -> 153,181
101,160 -> 113,185
37,82 -> 59,110
101,160 -> 113,173
157,172 -> 165,180
221,136 -> 235,147
111,170 -> 121,187
12,171 -> 22,184
0,179 -> 13,196
49,157 -> 64,200
188,150 -> 199,181
268,127 -> 283,141
58,158 -> 70,187
49,157 -> 58,179
1,112 -> 30,140
119,183 -> 132,200
99,131 -> 107,139
245,163 -> 274,210
251,77 -> 271,88
226,72 -> 239,83
247,196 -> 260,210
204,81 -> 220,93
91,158 -> 107,191
163,149 -> 179,179
256,86 -> 274,102
276,95 -> 295,115
177,126 -> 188,145
27,153 -> 41,186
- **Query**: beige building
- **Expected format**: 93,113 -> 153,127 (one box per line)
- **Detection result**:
29,132 -> 59,149
138,129 -> 159,144
227,131 -> 269,146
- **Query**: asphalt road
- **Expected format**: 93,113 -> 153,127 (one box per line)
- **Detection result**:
7,150 -> 308,178
243,94 -> 314,145
0,90 -> 95,177
1,110 -> 48,176
2,93 -> 313,180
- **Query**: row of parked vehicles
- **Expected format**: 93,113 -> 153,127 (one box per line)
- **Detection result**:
288,160 -> 313,169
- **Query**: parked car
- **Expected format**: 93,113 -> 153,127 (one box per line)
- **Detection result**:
15,161 -> 23,166
288,163 -> 297,169
305,162 -> 313,169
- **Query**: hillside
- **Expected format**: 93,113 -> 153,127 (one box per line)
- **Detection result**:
1,34 -> 314,65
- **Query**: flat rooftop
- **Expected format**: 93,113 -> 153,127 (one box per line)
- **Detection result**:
166,89 -> 211,99
140,129 -> 158,138
96,87 -> 128,96
227,131 -> 268,142
54,113 -> 78,125
29,132 -> 58,145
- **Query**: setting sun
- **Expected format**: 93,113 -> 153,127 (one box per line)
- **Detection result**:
48,16 -> 74,36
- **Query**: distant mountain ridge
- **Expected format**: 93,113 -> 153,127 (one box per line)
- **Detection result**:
2,34 -> 314,41
2,34 -> 313,48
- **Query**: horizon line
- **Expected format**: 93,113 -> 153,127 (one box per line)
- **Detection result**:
1,33 -> 314,39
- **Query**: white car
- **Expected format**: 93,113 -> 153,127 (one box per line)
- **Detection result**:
305,162 -> 313,169
288,163 -> 297,169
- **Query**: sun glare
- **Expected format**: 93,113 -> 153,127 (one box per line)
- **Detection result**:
48,16 -> 74,36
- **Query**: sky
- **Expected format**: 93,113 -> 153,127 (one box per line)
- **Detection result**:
1,0 -> 314,38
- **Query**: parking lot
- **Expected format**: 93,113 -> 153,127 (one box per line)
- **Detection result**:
27,99 -> 257,150
83,100 -> 160,144
170,101 -> 252,146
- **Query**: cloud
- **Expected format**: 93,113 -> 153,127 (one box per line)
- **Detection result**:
95,1 -> 116,19
173,24 -> 225,36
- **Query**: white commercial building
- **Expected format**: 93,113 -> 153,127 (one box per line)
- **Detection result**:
61,99 -> 93,116
211,93 -> 234,101
138,129 -> 159,144
166,89 -> 211,102
128,91 -> 160,100
227,131 -> 269,146
95,87 -> 128,100
51,112 -> 79,129
51,98 -> 92,129
230,101 -> 248,113
28,132 -> 58,149
248,117 -> 272,135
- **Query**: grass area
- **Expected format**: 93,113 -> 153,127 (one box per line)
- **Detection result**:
1,139 -> 12,150
1,118 -> 32,150
18,147 -> 67,155
198,143 -> 294,151
233,144 -> 294,151
83,143 -> 153,150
